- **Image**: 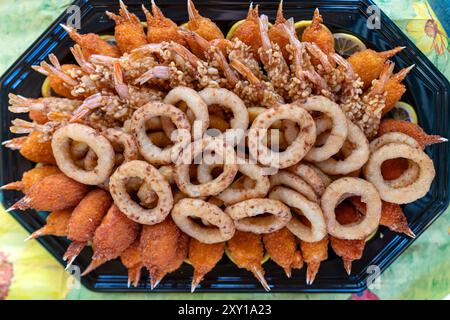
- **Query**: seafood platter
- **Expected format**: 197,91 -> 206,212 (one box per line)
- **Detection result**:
0,0 -> 449,293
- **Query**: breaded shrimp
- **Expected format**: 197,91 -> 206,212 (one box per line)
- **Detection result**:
268,0 -> 290,60
143,0 -> 187,46
189,238 -> 224,292
227,230 -> 270,291
10,132 -> 56,165
382,65 -> 415,115
300,236 -> 329,285
25,209 -> 73,241
347,46 -> 404,89
263,227 -> 303,278
82,204 -> 140,275
378,119 -> 446,149
120,239 -> 144,288
8,173 -> 90,212
1,165 -> 61,194
63,189 -> 112,266
329,201 -> 365,275
60,24 -> 121,58
230,4 -> 261,58
106,0 -> 148,53
301,9 -> 335,56
352,197 -> 415,238
185,0 -> 224,41
140,217 -> 189,289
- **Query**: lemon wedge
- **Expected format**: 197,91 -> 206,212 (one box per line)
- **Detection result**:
333,32 -> 367,57
41,77 -> 52,98
389,101 -> 418,124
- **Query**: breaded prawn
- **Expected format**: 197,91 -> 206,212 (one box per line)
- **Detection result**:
120,238 -> 144,288
25,209 -> 73,241
301,9 -> 335,56
1,165 -> 61,194
300,236 -> 329,285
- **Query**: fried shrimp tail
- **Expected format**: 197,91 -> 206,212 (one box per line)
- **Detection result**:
1,166 -> 60,194
185,0 -> 224,41
227,231 -> 270,291
300,237 -> 329,285
120,239 -> 144,288
230,3 -> 261,57
82,205 -> 140,276
301,9 -> 335,56
189,239 -> 225,292
382,65 -> 415,115
25,209 -> 72,241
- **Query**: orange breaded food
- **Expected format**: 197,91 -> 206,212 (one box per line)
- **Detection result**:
227,230 -> 270,291
9,173 -> 90,212
347,46 -> 404,90
61,25 -> 121,58
26,209 -> 73,241
120,239 -> 144,288
1,165 -> 61,194
143,0 -> 187,46
263,227 -> 303,278
106,1 -> 148,53
189,238 -> 224,292
231,4 -> 262,58
300,236 -> 329,285
381,158 -> 410,181
19,132 -> 56,165
301,8 -> 335,56
185,0 -> 224,41
382,65 -> 414,115
82,205 -> 140,275
378,119 -> 445,149
47,64 -> 81,99
268,1 -> 290,61
140,217 -> 189,289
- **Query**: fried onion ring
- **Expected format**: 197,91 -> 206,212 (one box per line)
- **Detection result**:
162,86 -> 209,139
248,103 -> 316,169
225,198 -> 291,234
321,177 -> 381,240
132,101 -> 191,165
300,96 -> 348,162
109,160 -> 173,225
316,120 -> 369,175
363,143 -> 435,204
171,198 -> 235,243
174,137 -> 238,197
269,186 -> 326,242
52,124 -> 115,185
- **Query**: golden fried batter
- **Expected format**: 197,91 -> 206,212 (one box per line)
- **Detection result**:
189,238 -> 224,291
47,64 -> 81,100
121,239 -> 144,287
82,204 -> 140,275
2,165 -> 61,194
185,0 -> 224,41
20,132 -> 56,165
268,1 -> 290,61
231,4 -> 261,58
300,236 -> 329,285
140,217 -> 189,289
263,227 -> 303,278
27,209 -> 73,240
10,173 -> 90,212
382,66 -> 414,115
301,9 -> 335,56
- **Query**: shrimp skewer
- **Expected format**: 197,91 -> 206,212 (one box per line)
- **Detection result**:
227,231 -> 270,291
82,204 -> 140,275
63,189 -> 112,267
189,239 -> 224,292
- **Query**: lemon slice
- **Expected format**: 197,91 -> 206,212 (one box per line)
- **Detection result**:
225,246 -> 270,265
41,77 -> 52,98
389,101 -> 418,124
226,20 -> 245,39
294,20 -> 332,38
100,34 -> 117,45
180,22 -> 189,28
184,258 -> 192,265
333,32 -> 366,57
365,227 -> 378,242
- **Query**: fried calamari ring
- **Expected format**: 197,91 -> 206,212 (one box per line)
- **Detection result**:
132,101 -> 191,165
171,198 -> 235,243
225,198 -> 291,234
316,120 -> 369,175
52,124 -> 115,185
321,177 -> 381,240
287,163 -> 331,196
103,128 -> 139,164
162,86 -> 209,139
248,103 -> 316,169
369,132 -> 420,188
269,171 -> 318,203
174,137 -> 238,197
269,186 -> 326,242
299,96 -> 348,162
363,143 -> 435,204
109,160 -> 173,225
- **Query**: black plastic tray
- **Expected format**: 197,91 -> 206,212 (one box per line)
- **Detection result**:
1,0 -> 449,293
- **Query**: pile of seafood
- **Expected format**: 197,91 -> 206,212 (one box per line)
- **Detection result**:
2,0 -> 446,291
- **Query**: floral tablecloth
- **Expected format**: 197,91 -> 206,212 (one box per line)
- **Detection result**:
0,0 -> 449,300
